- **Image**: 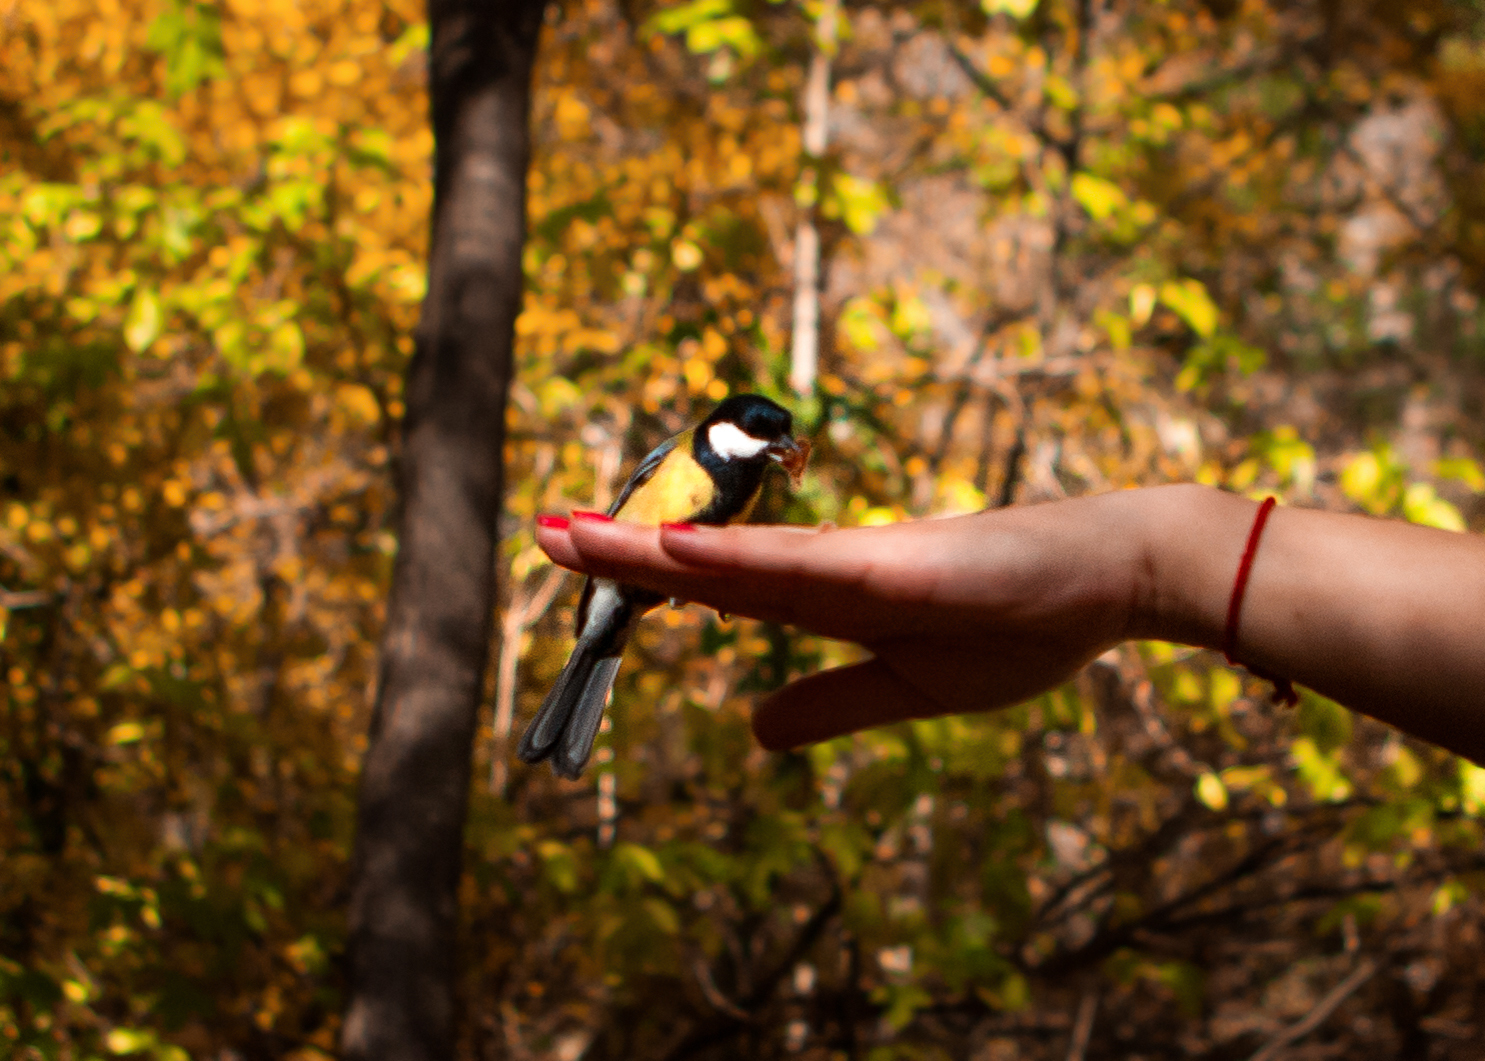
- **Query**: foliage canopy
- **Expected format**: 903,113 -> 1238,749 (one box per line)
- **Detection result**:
5,0 -> 1485,1057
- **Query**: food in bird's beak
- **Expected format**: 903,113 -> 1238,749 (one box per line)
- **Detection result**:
768,436 -> 810,486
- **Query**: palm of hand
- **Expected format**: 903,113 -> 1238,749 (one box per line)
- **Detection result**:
538,500 -> 1138,749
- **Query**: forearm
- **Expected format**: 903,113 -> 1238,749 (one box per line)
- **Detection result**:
1136,484 -> 1485,762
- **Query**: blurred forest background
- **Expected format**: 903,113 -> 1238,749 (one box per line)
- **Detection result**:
7,0 -> 1485,1058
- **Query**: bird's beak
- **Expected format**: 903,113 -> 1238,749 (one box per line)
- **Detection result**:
767,436 -> 810,486
766,436 -> 802,463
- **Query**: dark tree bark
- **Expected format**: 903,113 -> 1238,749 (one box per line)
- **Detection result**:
341,3 -> 545,1059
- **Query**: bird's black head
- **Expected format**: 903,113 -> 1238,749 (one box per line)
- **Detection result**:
688,394 -> 803,524
695,394 -> 797,467
705,393 -> 792,441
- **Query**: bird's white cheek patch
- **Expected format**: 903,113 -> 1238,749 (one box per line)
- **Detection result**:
708,421 -> 770,460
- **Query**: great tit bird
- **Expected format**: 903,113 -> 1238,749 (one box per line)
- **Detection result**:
517,393 -> 807,780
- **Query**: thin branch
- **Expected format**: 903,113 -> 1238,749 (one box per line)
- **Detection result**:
1153,861 -> 1485,937
490,562 -> 570,795
946,38 -> 1077,171
1339,138 -> 1439,237
946,40 -> 1013,112
662,890 -> 841,1061
1065,988 -> 1098,1061
996,425 -> 1026,509
1141,36 -> 1324,104
1035,834 -> 1292,977
692,957 -> 751,1022
0,587 -> 56,610
1246,959 -> 1377,1061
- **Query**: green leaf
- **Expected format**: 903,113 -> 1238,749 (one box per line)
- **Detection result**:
982,0 -> 1040,17
1257,426 -> 1316,494
614,841 -> 666,885
1154,960 -> 1206,1017
1130,283 -> 1157,325
642,896 -> 680,934
1434,457 -> 1485,491
536,840 -> 581,893
349,128 -> 396,170
1299,693 -> 1353,753
108,721 -> 146,744
838,297 -> 885,352
106,1028 -> 155,1055
536,377 -> 583,416
270,115 -> 334,158
124,289 -> 162,353
145,0 -> 226,96
118,101 -> 189,166
889,291 -> 933,340
1460,760 -> 1485,815
1433,880 -> 1468,916
685,16 -> 761,58
1194,771 -> 1228,811
1339,449 -> 1403,515
875,982 -> 933,1030
22,183 -> 84,227
827,173 -> 890,235
648,0 -> 732,33
671,239 -> 703,271
1071,173 -> 1128,221
646,0 -> 762,60
1159,278 -> 1219,338
266,321 -> 305,374
1292,736 -> 1352,803
1402,482 -> 1465,531
387,23 -> 430,67
1044,74 -> 1079,110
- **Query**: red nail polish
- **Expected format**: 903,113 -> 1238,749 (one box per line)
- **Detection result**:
572,510 -> 613,523
536,514 -> 570,530
661,522 -> 697,532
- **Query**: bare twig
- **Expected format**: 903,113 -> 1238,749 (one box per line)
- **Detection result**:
693,957 -> 751,1022
489,563 -> 570,795
946,38 -> 1013,112
1339,138 -> 1438,237
1064,988 -> 1098,1061
996,426 -> 1026,509
663,890 -> 841,1061
1247,959 -> 1377,1061
0,587 -> 56,610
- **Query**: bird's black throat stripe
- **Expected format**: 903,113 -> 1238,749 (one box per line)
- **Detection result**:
690,428 -> 769,524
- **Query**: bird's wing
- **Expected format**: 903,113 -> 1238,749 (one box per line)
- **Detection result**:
607,430 -> 687,517
573,430 -> 688,635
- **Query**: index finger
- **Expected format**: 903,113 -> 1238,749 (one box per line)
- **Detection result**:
537,518 -> 921,641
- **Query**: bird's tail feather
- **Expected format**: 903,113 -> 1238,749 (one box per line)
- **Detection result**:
552,655 -> 623,780
517,577 -> 640,779
515,642 -> 625,779
515,640 -> 595,765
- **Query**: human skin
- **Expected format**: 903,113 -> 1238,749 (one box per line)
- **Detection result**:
533,484 -> 1485,764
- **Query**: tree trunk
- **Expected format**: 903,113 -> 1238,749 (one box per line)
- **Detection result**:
341,3 -> 545,1059
788,0 -> 838,398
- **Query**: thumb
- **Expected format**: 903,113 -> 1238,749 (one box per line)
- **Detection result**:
751,657 -> 945,751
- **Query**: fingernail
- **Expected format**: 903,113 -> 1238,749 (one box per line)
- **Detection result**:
572,510 -> 613,523
536,514 -> 570,530
661,522 -> 697,532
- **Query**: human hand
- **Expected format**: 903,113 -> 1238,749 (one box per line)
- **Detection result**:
535,491 -> 1152,750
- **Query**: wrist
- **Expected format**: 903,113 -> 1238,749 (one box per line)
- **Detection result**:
1126,484 -> 1257,650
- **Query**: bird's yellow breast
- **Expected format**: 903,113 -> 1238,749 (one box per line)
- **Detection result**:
615,452 -> 717,526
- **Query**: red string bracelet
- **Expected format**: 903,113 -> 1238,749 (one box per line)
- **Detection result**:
1223,496 -> 1299,707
